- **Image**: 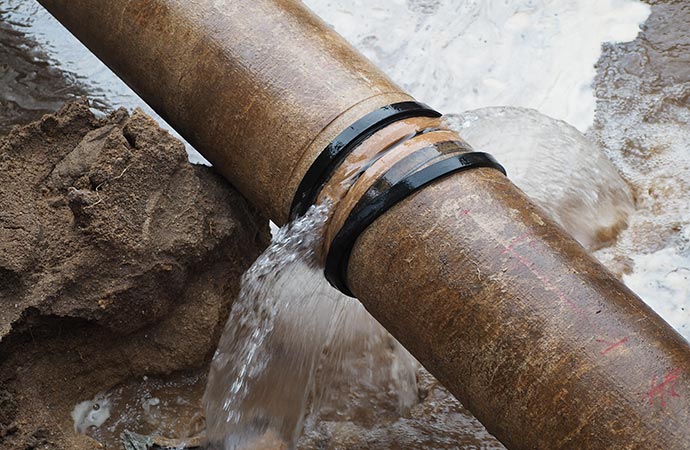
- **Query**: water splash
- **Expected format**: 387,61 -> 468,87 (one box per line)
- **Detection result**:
203,205 -> 419,449
75,372 -> 205,445
201,105 -> 639,449
445,107 -> 635,251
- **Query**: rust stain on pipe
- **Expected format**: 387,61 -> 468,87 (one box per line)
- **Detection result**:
37,0 -> 690,448
347,168 -> 690,448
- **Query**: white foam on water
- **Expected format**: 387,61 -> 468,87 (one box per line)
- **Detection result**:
71,393 -> 112,433
623,247 -> 690,338
304,0 -> 650,132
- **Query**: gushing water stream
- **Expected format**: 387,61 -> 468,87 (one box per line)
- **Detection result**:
202,106 -> 638,449
203,205 -> 418,449
4,0 -> 690,448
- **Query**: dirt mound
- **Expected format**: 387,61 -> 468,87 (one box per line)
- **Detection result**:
0,100 -> 269,449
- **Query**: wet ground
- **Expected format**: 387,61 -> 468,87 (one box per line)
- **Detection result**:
0,15 -> 83,133
0,0 -> 207,163
1,0 -> 689,449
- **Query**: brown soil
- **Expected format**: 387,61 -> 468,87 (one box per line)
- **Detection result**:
0,100 -> 269,449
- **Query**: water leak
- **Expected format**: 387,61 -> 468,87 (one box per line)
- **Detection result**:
202,105 -> 638,450
444,107 -> 635,251
3,0 -> 689,448
203,204 -> 420,449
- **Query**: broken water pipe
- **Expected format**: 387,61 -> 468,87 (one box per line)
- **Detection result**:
37,0 -> 690,448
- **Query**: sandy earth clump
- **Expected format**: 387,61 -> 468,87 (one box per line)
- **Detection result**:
0,100 -> 269,449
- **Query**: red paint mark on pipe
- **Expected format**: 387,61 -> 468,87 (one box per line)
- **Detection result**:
502,237 -> 584,313
646,368 -> 684,408
502,233 -> 532,254
597,337 -> 629,355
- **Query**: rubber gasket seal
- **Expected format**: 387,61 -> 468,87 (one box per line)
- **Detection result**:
325,150 -> 506,297
290,101 -> 441,219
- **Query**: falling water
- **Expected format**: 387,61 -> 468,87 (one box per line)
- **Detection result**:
203,205 -> 419,449
6,0 -> 690,448
201,104 -> 640,450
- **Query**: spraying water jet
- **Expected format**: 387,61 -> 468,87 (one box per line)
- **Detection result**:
36,0 -> 690,448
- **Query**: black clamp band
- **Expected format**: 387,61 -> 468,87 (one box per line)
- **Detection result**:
290,101 -> 442,219
325,150 -> 506,297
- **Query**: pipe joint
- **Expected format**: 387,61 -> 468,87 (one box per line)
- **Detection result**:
292,103 -> 506,296
290,101 -> 442,219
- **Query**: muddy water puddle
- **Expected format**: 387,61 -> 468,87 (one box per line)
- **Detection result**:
2,0 -> 689,449
77,371 -> 206,447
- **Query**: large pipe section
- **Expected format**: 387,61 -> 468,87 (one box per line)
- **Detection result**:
38,0 -> 690,448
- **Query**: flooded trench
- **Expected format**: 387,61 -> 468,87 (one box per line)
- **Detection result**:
1,0 -> 689,448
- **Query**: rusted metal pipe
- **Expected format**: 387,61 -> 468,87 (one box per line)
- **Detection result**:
38,0 -> 690,448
